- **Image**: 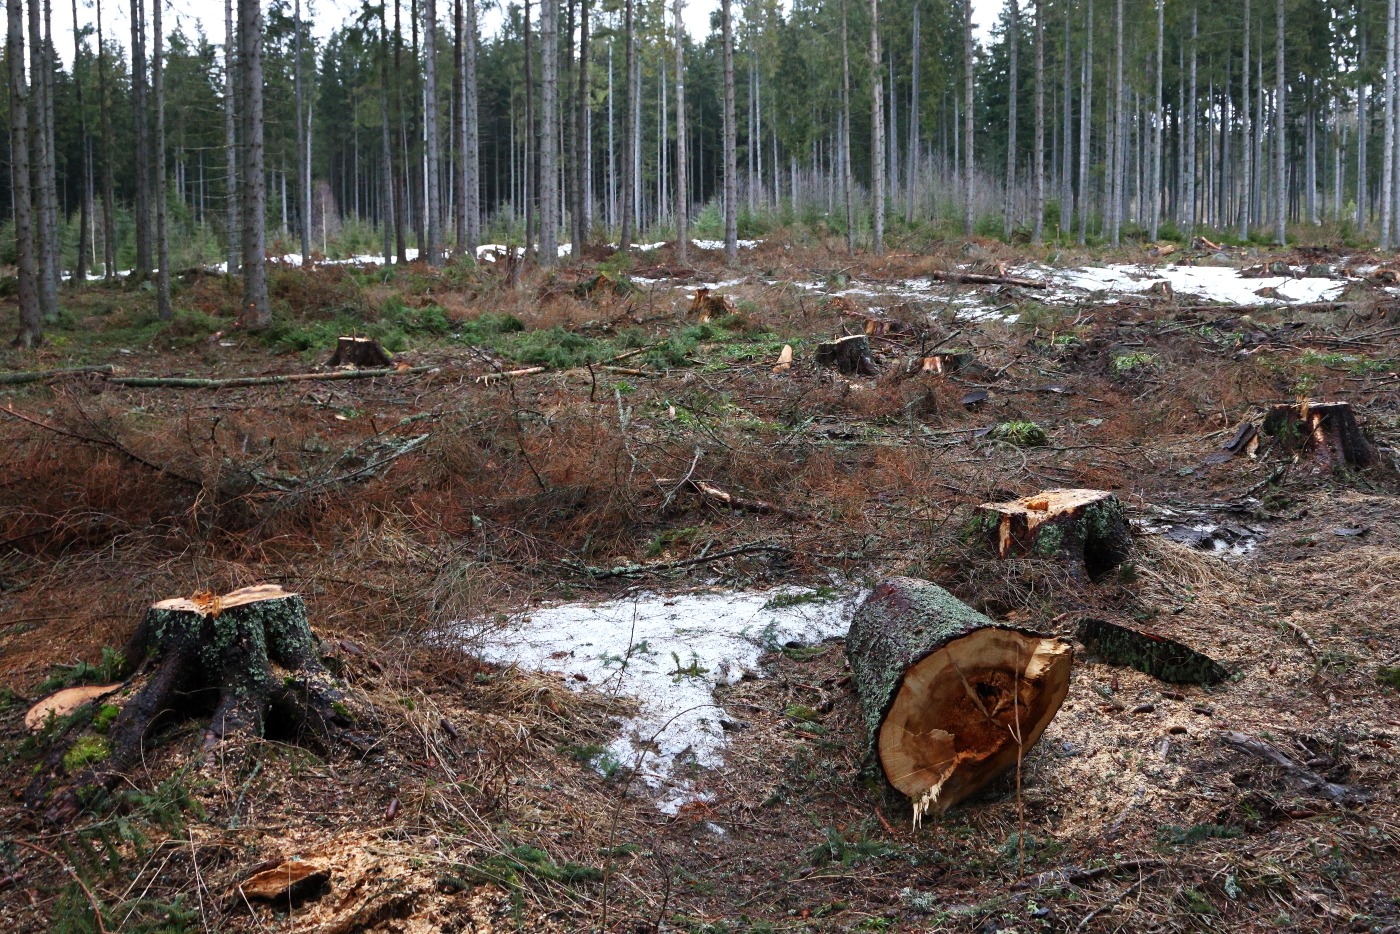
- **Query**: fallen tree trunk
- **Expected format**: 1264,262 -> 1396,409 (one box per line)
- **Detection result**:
1261,401 -> 1375,469
26,585 -> 372,824
0,365 -> 116,386
815,335 -> 879,376
326,336 -> 395,369
975,489 -> 1132,578
107,366 -> 434,389
1077,617 -> 1229,684
926,270 -> 1049,289
846,578 -> 1072,825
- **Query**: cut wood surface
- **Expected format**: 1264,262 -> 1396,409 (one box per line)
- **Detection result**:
846,577 -> 1072,825
976,489 -> 1132,577
1077,617 -> 1229,684
1262,401 -> 1375,469
815,334 -> 879,376
24,684 -> 122,732
326,335 -> 395,368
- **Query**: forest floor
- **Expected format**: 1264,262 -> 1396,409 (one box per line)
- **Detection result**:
0,231 -> 1398,932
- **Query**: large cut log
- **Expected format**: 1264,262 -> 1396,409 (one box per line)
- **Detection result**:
975,489 -> 1132,577
1077,618 -> 1229,684
326,336 -> 395,369
1261,402 -> 1375,469
26,585 -> 373,824
846,578 -> 1073,825
815,335 -> 879,376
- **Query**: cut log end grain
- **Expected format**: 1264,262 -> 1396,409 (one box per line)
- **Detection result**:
846,578 -> 1072,825
326,336 -> 394,369
976,489 -> 1132,578
815,334 -> 879,376
1262,402 -> 1375,470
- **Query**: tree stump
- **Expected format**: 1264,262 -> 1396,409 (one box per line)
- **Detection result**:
689,287 -> 737,322
975,489 -> 1132,578
815,335 -> 879,376
846,578 -> 1073,825
326,336 -> 394,369
1262,402 -> 1375,469
905,351 -> 974,376
26,585 -> 371,824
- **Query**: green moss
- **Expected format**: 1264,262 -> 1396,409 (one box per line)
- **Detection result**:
1110,351 -> 1157,376
1033,523 -> 1065,556
63,735 -> 110,773
990,420 -> 1048,447
1378,666 -> 1400,691
91,704 -> 121,733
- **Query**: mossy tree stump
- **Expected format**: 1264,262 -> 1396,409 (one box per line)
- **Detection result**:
815,335 -> 879,376
27,585 -> 371,824
975,489 -> 1132,578
846,578 -> 1072,825
1262,402 -> 1375,470
326,336 -> 394,369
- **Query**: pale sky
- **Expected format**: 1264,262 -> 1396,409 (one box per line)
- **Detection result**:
47,0 -> 1002,68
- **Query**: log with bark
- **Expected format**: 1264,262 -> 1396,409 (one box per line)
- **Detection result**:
975,489 -> 1132,577
815,335 -> 879,376
846,578 -> 1073,825
1261,401 -> 1376,469
1077,617 -> 1229,684
26,585 -> 373,824
925,270 -> 1049,289
326,336 -> 395,369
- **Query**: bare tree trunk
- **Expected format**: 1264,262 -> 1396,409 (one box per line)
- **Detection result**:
70,0 -> 91,283
424,0 -> 443,265
1148,0 -> 1161,240
1110,0 -> 1123,245
392,0 -> 407,264
1077,0 -> 1091,244
28,0 -> 56,317
539,0 -> 558,264
619,0 -> 634,250
571,0 -> 589,259
1032,0 -> 1044,243
8,0 -> 41,347
722,0 -> 737,263
1185,4 -> 1197,231
153,0 -> 170,319
524,0 -> 535,258
672,0 -> 687,262
38,0 -> 59,304
238,0 -> 270,327
1059,1 -> 1071,237
963,0 -> 974,236
1239,0 -> 1251,239
905,0 -> 919,224
224,0 -> 239,274
1003,0 -> 1019,240
870,0 -> 884,254
452,0 -> 465,250
1274,0 -> 1285,245
1358,28 -> 1369,232
130,0 -> 151,277
295,0 -> 311,266
841,0 -> 854,254
379,11 -> 395,263
464,0 -> 479,252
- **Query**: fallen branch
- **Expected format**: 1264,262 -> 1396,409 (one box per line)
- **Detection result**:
0,365 -> 116,386
0,404 -> 201,487
1013,859 -> 1164,892
108,365 -> 436,389
476,366 -> 547,384
564,541 -> 789,579
1076,871 -> 1160,930
1220,731 -> 1372,805
926,270 -> 1048,289
691,480 -> 808,519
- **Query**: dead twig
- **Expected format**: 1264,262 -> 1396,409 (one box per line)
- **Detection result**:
1221,731 -> 1372,805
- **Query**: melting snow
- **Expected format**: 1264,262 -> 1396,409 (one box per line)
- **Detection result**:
691,238 -> 761,250
1030,263 -> 1347,306
465,587 -> 862,813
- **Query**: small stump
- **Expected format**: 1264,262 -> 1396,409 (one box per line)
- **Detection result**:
815,335 -> 879,376
689,287 -> 737,322
1262,402 -> 1375,469
905,351 -> 973,376
327,336 -> 394,369
975,489 -> 1132,578
26,585 -> 371,824
846,578 -> 1072,825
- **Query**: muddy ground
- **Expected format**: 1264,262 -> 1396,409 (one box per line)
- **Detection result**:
1,235 -> 1398,932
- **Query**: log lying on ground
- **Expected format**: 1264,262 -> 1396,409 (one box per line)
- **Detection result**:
1221,732 -> 1372,806
1077,618 -> 1229,684
26,584 -> 372,824
0,365 -> 116,386
815,335 -> 879,376
326,336 -> 395,369
1261,401 -> 1375,469
925,270 -> 1049,289
975,489 -> 1132,578
107,366 -> 434,389
846,578 -> 1073,825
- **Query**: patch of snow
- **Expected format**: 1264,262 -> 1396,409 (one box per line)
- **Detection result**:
690,277 -> 747,293
691,238 -> 761,250
462,587 -> 862,813
1029,262 -> 1347,306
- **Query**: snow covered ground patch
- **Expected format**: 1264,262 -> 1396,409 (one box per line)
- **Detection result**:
1029,262 -> 1348,306
691,238 -> 761,250
461,586 -> 862,813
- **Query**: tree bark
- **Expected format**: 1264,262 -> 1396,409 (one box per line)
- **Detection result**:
1148,0 -> 1161,241
570,0 -> 590,259
672,0 -> 688,263
28,0 -> 57,317
129,0 -> 152,278
841,0 -> 855,254
1032,0 -> 1044,243
1003,0 -> 1020,241
815,334 -> 878,376
963,0 -> 974,236
1239,0 -> 1251,240
539,0 -> 558,265
1078,618 -> 1229,685
153,0 -> 170,320
463,0 -> 480,252
905,0 -> 920,224
1262,402 -> 1375,470
70,0 -> 91,283
1274,0 -> 1285,245
976,489 -> 1132,578
8,0 -> 41,347
619,0 -> 635,250
224,0 -> 239,275
869,0 -> 884,254
379,7 -> 396,264
424,0 -> 443,265
238,0 -> 270,328
295,0 -> 312,266
1077,0 -> 1091,244
846,578 -> 1072,824
722,0 -> 737,263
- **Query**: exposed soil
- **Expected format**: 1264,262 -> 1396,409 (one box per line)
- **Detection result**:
1,236 -> 1398,932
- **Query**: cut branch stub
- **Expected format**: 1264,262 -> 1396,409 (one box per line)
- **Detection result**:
1262,402 -> 1375,470
326,336 -> 395,369
815,335 -> 879,376
1077,617 -> 1230,685
846,577 -> 1072,824
976,489 -> 1132,578
27,584 -> 372,824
